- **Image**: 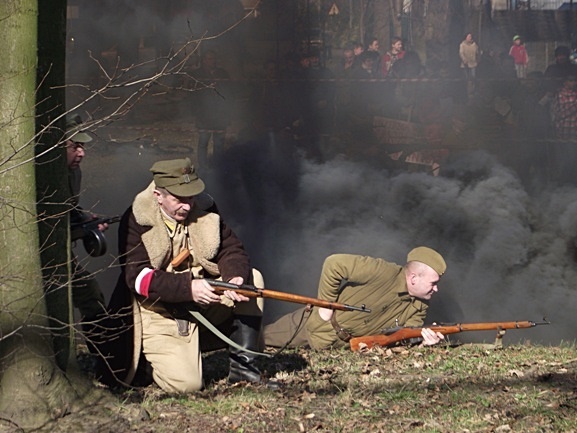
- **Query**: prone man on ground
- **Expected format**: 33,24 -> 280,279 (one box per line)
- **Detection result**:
264,247 -> 447,349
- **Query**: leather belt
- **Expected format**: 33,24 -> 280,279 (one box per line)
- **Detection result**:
330,313 -> 352,342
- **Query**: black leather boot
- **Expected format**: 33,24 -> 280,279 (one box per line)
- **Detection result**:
228,315 -> 263,383
228,315 -> 279,389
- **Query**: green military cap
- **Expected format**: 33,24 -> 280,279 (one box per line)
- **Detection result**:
65,114 -> 92,144
407,246 -> 447,276
150,157 -> 205,197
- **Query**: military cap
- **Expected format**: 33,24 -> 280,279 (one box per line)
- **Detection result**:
150,157 -> 205,197
407,246 -> 446,276
65,114 -> 92,144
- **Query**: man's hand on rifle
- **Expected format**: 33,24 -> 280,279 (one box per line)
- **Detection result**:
191,279 -> 222,306
223,277 -> 250,303
191,277 -> 249,306
420,327 -> 445,346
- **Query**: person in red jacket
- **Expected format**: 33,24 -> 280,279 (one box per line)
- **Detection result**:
509,35 -> 529,79
382,36 -> 405,78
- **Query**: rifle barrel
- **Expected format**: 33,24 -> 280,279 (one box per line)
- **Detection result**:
207,279 -> 371,313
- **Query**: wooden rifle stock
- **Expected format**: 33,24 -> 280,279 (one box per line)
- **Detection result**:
349,320 -> 550,351
171,249 -> 191,267
207,279 -> 371,313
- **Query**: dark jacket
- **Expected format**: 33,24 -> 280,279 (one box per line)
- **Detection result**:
97,185 -> 249,386
116,183 -> 250,304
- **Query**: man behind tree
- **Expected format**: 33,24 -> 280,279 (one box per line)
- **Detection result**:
65,115 -> 108,351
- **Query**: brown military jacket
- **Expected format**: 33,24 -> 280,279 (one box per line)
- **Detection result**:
306,254 -> 428,349
96,185 -> 250,386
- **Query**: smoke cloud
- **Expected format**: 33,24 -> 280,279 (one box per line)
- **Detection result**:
80,139 -> 577,347
69,1 -> 577,347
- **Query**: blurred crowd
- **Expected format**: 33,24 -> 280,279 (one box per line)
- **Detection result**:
187,34 -> 577,186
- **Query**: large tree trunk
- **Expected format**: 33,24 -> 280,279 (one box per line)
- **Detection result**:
0,2 -> 104,430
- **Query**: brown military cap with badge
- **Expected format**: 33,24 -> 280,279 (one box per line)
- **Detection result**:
150,157 -> 205,197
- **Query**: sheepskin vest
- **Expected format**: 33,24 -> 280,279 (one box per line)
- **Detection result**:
132,182 -> 221,276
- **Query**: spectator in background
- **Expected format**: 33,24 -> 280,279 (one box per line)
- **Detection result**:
366,36 -> 380,54
459,33 -> 480,80
248,59 -> 293,133
550,72 -> 577,185
551,72 -> 577,140
353,41 -> 364,57
509,71 -> 551,185
389,50 -> 424,79
352,50 -> 378,79
352,41 -> 364,69
509,35 -> 529,79
335,45 -> 356,77
544,46 -> 577,92
291,49 -> 336,161
332,46 -> 357,131
365,36 -> 382,75
511,71 -> 550,139
382,36 -> 405,78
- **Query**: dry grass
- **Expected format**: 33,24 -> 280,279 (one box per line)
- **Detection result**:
51,341 -> 577,433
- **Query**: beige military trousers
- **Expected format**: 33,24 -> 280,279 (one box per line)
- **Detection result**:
138,269 -> 264,393
263,307 -> 312,348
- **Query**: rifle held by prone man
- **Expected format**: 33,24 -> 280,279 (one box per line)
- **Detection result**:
349,319 -> 550,351
207,279 -> 371,313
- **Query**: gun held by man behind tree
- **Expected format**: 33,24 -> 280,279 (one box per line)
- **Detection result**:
71,215 -> 121,241
349,320 -> 550,352
206,279 -> 371,313
71,215 -> 121,257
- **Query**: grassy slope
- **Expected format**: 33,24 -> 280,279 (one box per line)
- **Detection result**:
82,342 -> 577,433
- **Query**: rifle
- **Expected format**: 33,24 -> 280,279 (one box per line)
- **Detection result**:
71,215 -> 121,257
207,280 -> 371,313
349,320 -> 550,351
